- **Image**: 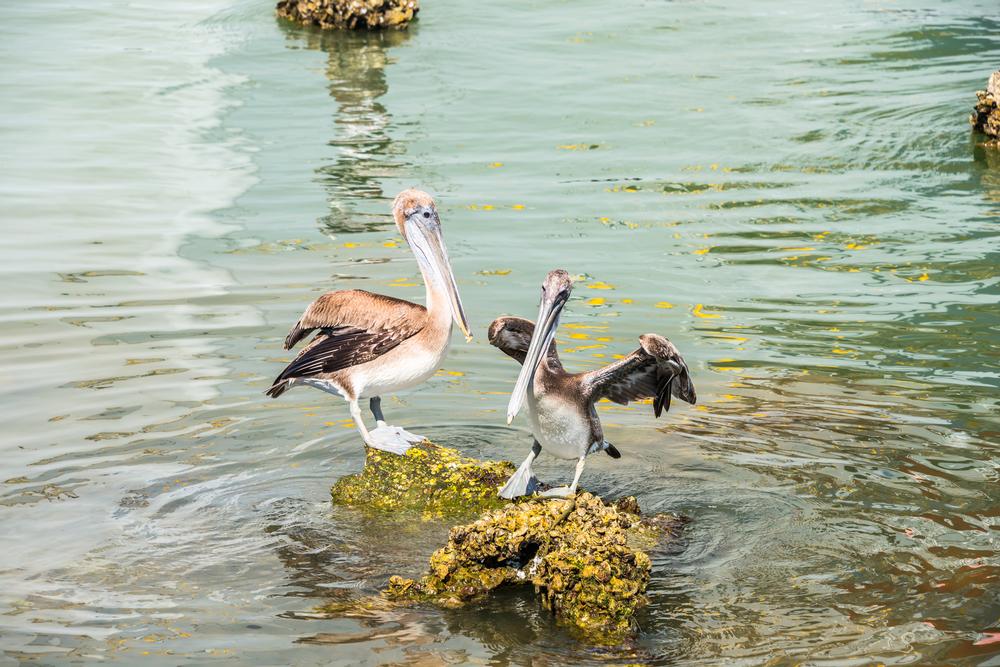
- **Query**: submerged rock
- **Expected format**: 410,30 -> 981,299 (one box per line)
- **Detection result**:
385,492 -> 685,644
276,0 -> 418,31
330,442 -> 515,517
971,71 -> 1000,144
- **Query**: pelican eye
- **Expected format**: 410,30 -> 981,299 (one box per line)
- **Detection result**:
422,210 -> 431,219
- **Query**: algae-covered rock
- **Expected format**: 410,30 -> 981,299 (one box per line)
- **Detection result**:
276,0 -> 418,30
331,442 -> 515,517
385,492 -> 685,644
971,71 -> 1000,145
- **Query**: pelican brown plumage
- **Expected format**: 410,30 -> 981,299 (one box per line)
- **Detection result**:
266,189 -> 472,454
489,269 -> 696,498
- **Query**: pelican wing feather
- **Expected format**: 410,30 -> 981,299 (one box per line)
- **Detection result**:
581,334 -> 696,417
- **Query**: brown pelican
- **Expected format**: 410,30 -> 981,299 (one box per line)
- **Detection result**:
266,189 -> 472,454
489,269 -> 696,498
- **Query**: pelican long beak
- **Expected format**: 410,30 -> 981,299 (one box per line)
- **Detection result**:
506,288 -> 566,424
405,213 -> 472,341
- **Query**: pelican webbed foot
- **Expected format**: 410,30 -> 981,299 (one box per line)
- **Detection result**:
499,441 -> 542,500
537,485 -> 576,499
368,424 -> 425,454
498,465 -> 541,500
534,456 -> 586,499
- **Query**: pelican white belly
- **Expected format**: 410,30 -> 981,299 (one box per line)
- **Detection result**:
353,335 -> 451,398
527,393 -> 591,460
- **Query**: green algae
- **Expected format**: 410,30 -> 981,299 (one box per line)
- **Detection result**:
330,442 -> 515,518
276,0 -> 418,31
385,492 -> 685,644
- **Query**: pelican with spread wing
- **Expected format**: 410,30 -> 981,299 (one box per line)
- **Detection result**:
489,269 -> 696,498
266,189 -> 472,454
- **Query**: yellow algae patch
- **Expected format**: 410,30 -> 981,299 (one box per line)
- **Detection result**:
564,323 -> 609,331
918,272 -> 929,281
692,304 -> 721,319
389,277 -> 418,287
488,162 -> 503,168
382,240 -> 399,248
706,332 -> 747,343
693,247 -> 711,256
831,348 -> 855,355
563,344 -> 606,353
621,298 -> 634,305
568,333 -> 591,340
512,204 -> 525,210
385,493 -> 685,645
342,242 -> 362,249
476,269 -> 512,276
586,297 -> 607,306
710,357 -> 742,371
330,442 -> 515,517
655,301 -> 674,309
587,281 -> 615,290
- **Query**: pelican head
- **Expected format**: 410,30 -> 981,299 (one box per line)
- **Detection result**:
506,269 -> 573,424
392,189 -> 472,341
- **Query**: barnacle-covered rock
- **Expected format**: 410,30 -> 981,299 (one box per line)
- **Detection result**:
971,71 -> 1000,145
276,0 -> 418,30
330,442 -> 515,517
385,492 -> 685,644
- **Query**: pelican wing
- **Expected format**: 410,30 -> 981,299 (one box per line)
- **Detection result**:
266,290 -> 425,397
282,289 -> 423,350
487,316 -> 563,370
582,334 -> 696,417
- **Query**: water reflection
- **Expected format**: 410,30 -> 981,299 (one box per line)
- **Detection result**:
3,0 -> 1000,663
279,22 -> 412,234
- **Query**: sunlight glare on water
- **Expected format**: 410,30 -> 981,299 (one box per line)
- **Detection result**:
1,0 -> 998,664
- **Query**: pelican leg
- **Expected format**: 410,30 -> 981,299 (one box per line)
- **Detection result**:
538,456 -> 586,498
370,396 -> 386,427
349,398 -> 412,454
498,441 -> 542,499
365,396 -> 425,450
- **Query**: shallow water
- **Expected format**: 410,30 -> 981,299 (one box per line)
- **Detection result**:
2,0 -> 999,664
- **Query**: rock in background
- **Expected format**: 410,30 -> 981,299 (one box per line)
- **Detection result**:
276,0 -> 419,30
970,71 -> 1000,144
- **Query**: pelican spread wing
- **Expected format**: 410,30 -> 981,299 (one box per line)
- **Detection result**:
266,290 -> 425,397
581,333 -> 696,417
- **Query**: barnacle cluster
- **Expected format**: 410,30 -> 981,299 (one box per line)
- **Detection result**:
276,0 -> 418,30
386,492 -> 684,643
330,442 -> 515,517
971,71 -> 1000,145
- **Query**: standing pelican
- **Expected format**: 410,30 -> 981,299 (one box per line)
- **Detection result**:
489,269 -> 696,498
266,189 -> 472,454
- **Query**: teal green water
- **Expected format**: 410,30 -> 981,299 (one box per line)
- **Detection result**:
1,0 -> 999,664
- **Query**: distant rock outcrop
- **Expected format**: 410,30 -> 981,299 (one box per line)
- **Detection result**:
971,71 -> 1000,144
276,0 -> 418,30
